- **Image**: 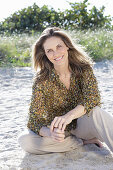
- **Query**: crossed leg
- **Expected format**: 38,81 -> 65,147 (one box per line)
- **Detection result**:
71,106 -> 113,152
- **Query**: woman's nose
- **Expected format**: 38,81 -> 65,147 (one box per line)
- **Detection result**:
53,50 -> 58,56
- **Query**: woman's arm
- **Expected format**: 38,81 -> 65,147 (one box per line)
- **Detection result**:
78,66 -> 101,115
66,104 -> 86,120
50,66 -> 101,132
28,83 -> 66,141
50,105 -> 86,132
27,83 -> 48,135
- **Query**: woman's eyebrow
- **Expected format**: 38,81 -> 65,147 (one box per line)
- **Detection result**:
56,43 -> 63,47
46,48 -> 52,51
46,44 -> 61,50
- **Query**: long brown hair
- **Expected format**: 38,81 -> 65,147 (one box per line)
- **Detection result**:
32,27 -> 93,82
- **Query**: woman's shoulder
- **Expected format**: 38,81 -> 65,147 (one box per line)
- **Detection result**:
82,65 -> 93,72
81,65 -> 94,76
32,79 -> 48,89
32,75 -> 53,92
77,65 -> 95,82
32,68 -> 58,92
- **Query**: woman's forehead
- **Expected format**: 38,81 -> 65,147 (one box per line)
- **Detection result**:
43,36 -> 64,49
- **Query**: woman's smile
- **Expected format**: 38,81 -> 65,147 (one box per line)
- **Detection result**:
54,55 -> 64,61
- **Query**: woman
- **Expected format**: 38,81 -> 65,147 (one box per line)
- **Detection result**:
18,27 -> 113,154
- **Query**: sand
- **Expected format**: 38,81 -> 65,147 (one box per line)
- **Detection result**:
0,60 -> 113,170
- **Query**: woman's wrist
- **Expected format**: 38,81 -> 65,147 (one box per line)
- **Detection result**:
67,105 -> 86,120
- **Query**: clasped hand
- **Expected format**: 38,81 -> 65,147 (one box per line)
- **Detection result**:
50,114 -> 73,141
40,114 -> 73,142
50,127 -> 65,142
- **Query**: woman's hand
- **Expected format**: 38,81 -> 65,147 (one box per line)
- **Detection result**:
39,126 -> 65,142
50,105 -> 86,132
51,128 -> 65,142
50,113 -> 73,132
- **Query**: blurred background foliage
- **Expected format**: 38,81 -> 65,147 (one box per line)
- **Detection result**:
0,0 -> 112,34
0,0 -> 113,67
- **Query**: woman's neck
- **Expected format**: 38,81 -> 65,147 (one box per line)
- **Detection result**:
54,65 -> 71,78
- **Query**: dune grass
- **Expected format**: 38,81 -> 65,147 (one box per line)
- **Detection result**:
0,29 -> 113,67
0,33 -> 40,67
73,29 -> 113,61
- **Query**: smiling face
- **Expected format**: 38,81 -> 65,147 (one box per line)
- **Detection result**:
43,36 -> 69,69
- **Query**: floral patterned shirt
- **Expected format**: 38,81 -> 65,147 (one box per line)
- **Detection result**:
27,67 -> 101,135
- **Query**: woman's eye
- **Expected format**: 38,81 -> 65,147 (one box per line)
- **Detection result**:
57,45 -> 62,48
47,49 -> 53,53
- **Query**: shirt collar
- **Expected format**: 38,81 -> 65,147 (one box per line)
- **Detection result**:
49,68 -> 59,82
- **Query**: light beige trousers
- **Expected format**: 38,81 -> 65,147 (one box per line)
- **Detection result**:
18,106 -> 113,154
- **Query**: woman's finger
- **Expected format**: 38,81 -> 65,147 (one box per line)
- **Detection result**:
51,129 -> 65,139
50,129 -> 65,142
54,133 -> 65,138
50,117 -> 58,132
54,128 -> 64,134
50,117 -> 63,132
62,122 -> 67,131
53,117 -> 62,129
53,134 -> 65,141
58,118 -> 65,130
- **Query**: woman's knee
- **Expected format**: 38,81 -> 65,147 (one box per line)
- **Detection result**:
90,106 -> 105,121
18,134 -> 32,152
91,106 -> 101,114
18,132 -> 49,154
92,106 -> 112,121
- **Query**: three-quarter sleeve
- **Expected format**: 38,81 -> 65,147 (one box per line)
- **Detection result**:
79,66 -> 101,115
27,83 -> 48,135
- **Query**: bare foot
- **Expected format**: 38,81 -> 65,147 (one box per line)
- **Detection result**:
83,138 -> 103,148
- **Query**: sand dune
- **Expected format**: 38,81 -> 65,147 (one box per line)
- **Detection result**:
0,60 -> 113,169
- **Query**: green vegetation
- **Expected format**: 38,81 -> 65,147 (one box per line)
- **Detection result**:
73,29 -> 113,61
0,33 -> 40,67
0,0 -> 113,67
0,29 -> 113,67
0,0 -> 112,34
0,33 -> 34,67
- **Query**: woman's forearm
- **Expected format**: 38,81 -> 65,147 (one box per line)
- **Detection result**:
66,105 -> 86,120
50,105 -> 86,132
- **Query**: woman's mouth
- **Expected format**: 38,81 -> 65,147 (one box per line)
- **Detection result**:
54,56 -> 63,61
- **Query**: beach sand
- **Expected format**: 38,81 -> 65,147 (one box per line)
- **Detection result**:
0,60 -> 113,170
